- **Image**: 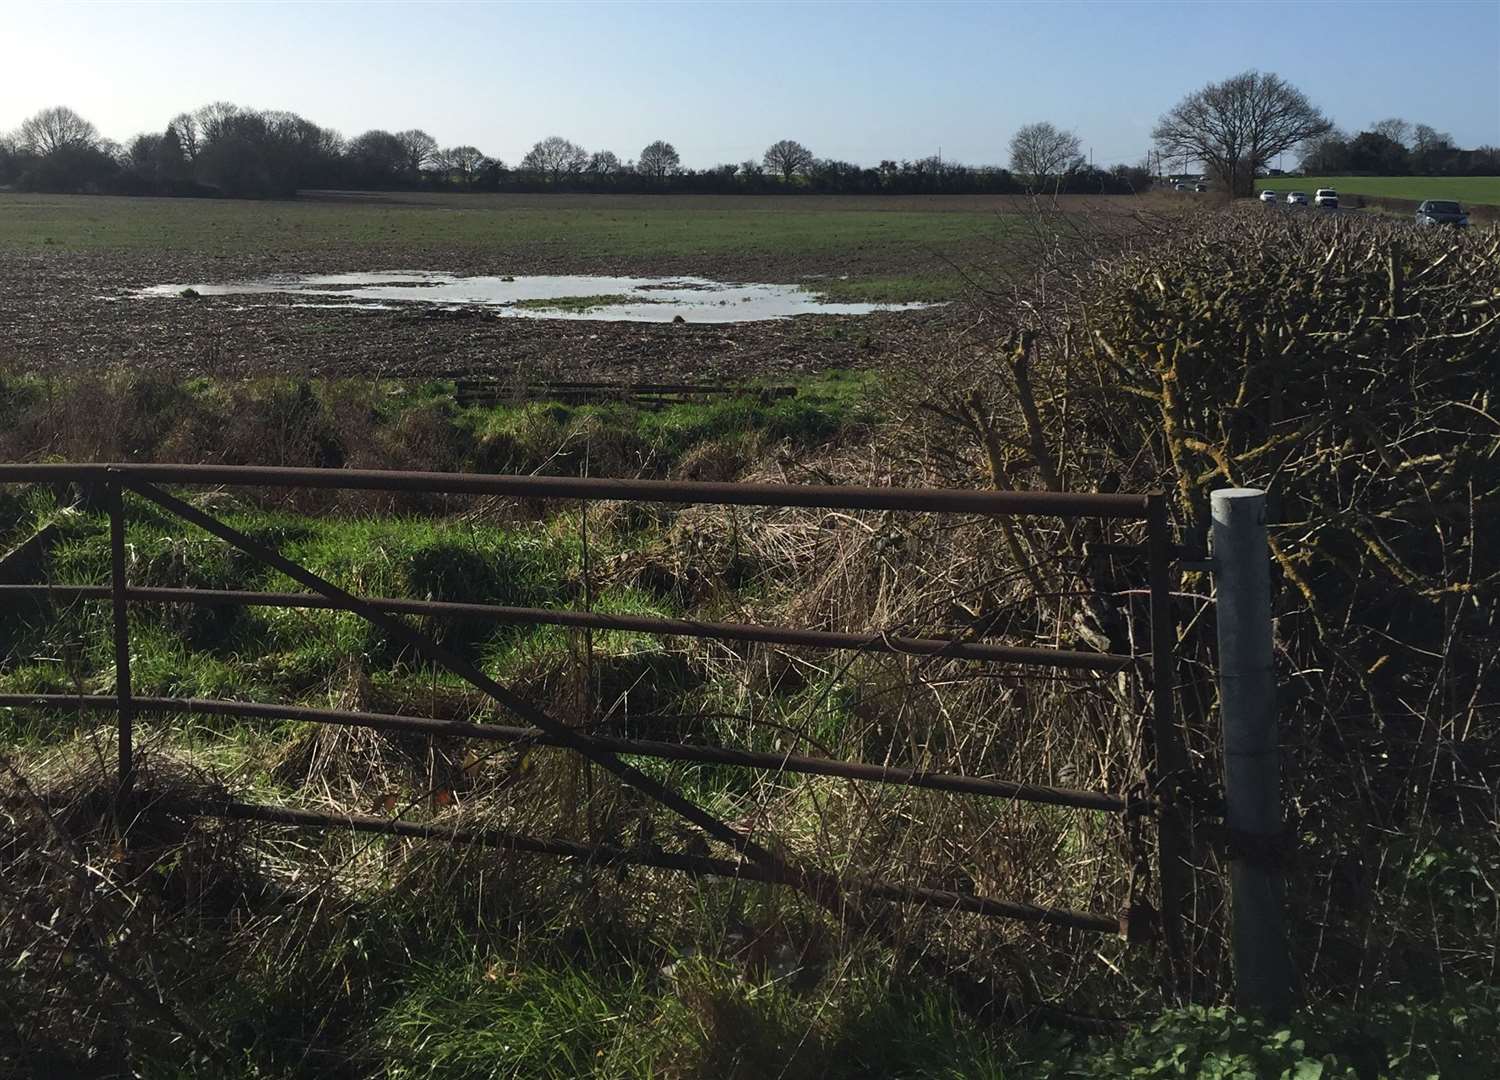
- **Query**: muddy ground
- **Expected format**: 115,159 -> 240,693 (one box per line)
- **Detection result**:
0,244 -> 973,383
1,189 -> 1174,382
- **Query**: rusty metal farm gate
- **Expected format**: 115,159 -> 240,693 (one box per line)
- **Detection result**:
0,463 -> 1198,978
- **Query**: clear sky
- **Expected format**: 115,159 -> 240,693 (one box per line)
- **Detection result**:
2,0 -> 1496,168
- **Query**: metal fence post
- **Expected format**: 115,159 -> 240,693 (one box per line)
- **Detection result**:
109,475 -> 135,805
1210,488 -> 1292,1017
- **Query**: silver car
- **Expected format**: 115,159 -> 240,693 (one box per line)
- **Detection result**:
1285,191 -> 1309,206
1415,200 -> 1470,227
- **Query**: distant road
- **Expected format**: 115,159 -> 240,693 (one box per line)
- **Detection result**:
1254,175 -> 1500,208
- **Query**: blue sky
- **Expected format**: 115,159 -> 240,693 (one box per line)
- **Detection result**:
2,0 -> 1496,168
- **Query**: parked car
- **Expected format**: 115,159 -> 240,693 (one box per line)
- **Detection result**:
1314,188 -> 1339,208
1173,182 -> 1188,191
1285,191 -> 1309,206
1259,189 -> 1278,203
1415,200 -> 1470,227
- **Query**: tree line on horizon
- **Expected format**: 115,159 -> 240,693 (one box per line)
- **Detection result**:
6,84 -> 1493,203
0,103 -> 1152,199
1295,118 -> 1495,178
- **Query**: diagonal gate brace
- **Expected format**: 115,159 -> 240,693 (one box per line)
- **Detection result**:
119,474 -> 854,913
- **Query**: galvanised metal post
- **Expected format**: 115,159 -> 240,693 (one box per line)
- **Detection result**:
1211,488 -> 1293,1017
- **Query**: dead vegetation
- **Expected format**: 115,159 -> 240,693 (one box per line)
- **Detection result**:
896,207 -> 1500,997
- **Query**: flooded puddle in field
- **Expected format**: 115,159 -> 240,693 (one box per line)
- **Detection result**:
133,272 -> 936,323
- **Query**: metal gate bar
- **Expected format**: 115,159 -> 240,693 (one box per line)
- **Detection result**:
0,462 -> 1150,518
0,585 -> 1133,671
169,798 -> 1121,933
0,693 -> 1130,812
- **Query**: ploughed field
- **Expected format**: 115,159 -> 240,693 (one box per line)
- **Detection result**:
0,191 -> 1138,381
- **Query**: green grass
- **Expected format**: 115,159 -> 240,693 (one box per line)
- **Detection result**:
0,368 -> 879,488
458,369 -> 879,473
0,191 -> 1013,261
0,190 -> 1037,301
364,946 -> 1025,1080
509,294 -> 647,312
0,368 -> 878,722
1255,175 -> 1500,205
811,271 -> 969,303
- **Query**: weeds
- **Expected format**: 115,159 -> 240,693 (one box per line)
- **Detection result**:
0,370 -> 873,515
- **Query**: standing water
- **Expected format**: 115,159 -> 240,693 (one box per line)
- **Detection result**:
134,272 -> 937,324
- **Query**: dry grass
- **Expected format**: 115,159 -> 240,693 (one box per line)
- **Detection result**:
893,204 -> 1500,998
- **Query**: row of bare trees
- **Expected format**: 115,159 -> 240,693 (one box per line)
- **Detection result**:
515,136 -> 684,183
1,102 -> 1159,199
0,104 -> 840,198
6,101 -> 1193,202
514,136 -> 818,184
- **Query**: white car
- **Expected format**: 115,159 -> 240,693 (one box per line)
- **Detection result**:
1285,191 -> 1309,206
1259,189 -> 1278,203
1314,188 -> 1339,209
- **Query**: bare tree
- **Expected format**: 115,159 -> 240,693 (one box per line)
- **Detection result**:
347,129 -> 407,185
395,129 -> 438,177
762,139 -> 813,181
192,101 -> 241,145
1153,70 -> 1331,197
1299,128 -> 1350,173
169,112 -> 200,163
440,145 -> 487,186
18,106 -> 100,156
1411,123 -> 1458,172
521,136 -> 588,184
1370,117 -> 1411,149
1412,123 -> 1454,154
638,140 -> 681,180
126,133 -> 163,174
157,124 -> 188,180
587,150 -> 622,175
1007,121 -> 1083,189
0,132 -> 19,183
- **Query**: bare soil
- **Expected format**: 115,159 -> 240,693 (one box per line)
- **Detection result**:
0,244 -> 964,382
0,192 -> 1163,381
